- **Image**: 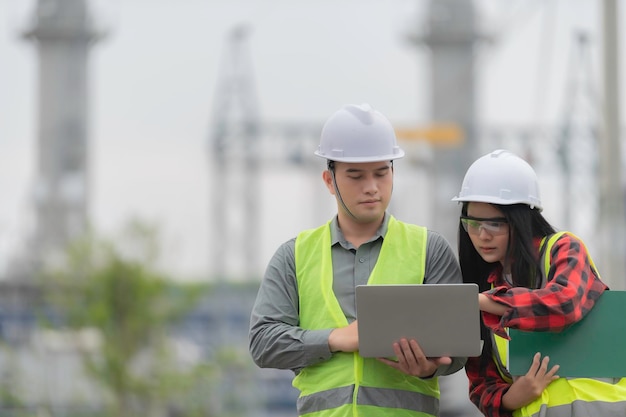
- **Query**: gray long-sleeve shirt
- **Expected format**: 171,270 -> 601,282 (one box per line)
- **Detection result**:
249,214 -> 466,376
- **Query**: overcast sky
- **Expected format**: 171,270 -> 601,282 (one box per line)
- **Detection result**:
0,0 -> 623,280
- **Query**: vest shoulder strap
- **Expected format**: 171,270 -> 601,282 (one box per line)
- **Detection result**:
539,231 -> 601,286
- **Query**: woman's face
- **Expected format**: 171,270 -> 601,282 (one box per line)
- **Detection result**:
464,202 -> 510,266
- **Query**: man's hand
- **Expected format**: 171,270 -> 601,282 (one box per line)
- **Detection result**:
328,321 -> 359,353
377,338 -> 452,378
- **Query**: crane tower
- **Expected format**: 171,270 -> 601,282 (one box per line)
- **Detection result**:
209,25 -> 261,281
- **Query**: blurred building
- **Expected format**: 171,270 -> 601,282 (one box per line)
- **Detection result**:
11,0 -> 104,275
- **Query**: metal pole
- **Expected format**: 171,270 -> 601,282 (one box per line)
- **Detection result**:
598,0 -> 624,289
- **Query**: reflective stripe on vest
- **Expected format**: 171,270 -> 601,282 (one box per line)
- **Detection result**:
513,378 -> 626,417
493,231 -> 626,416
294,216 -> 439,417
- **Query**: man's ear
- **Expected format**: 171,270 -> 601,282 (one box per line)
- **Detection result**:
322,170 -> 335,195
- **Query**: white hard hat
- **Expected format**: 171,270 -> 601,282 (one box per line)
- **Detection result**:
314,103 -> 405,163
452,149 -> 542,210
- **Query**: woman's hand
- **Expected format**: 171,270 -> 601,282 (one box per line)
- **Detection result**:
502,352 -> 560,410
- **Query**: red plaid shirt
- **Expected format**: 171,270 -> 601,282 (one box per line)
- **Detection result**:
465,232 -> 609,417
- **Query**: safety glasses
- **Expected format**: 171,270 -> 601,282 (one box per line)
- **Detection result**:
460,216 -> 509,236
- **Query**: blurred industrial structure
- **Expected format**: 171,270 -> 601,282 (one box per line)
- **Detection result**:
16,0 -> 104,275
405,0 -> 485,245
598,0 -> 625,289
0,0 -> 623,416
207,0 -> 625,289
209,24 -> 324,281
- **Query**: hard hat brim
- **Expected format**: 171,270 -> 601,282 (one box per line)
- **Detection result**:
451,195 -> 543,211
314,150 -> 405,163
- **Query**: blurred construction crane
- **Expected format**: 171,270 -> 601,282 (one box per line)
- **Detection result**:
209,24 -> 261,281
547,3 -> 624,290
208,25 -> 321,281
556,31 -> 599,238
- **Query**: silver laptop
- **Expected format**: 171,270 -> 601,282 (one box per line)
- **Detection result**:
356,283 -> 481,358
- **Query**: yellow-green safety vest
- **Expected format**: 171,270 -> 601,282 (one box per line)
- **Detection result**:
293,216 -> 439,417
492,231 -> 626,417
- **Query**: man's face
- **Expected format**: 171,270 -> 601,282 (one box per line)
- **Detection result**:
323,160 -> 393,224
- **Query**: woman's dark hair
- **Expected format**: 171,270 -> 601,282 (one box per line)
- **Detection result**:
457,202 -> 556,291
457,201 -> 556,363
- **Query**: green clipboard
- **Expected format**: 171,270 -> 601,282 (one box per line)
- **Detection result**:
508,290 -> 626,378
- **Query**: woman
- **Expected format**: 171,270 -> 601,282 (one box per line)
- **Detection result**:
452,149 -> 626,417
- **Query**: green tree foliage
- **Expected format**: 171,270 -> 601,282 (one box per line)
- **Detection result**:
41,219 -> 216,417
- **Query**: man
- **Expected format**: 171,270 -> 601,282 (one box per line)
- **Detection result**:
249,103 -> 465,417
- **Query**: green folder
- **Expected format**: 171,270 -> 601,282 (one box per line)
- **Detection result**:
508,290 -> 626,378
